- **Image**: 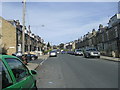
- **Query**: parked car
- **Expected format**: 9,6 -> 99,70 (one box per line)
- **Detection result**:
0,55 -> 37,89
12,52 -> 23,60
61,51 -> 66,54
67,51 -> 74,55
74,49 -> 83,56
49,51 -> 57,57
83,48 -> 100,58
12,53 -> 28,64
12,53 -> 28,65
57,51 -> 60,54
25,54 -> 38,61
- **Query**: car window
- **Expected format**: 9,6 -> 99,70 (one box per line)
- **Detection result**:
86,49 -> 90,51
0,61 -> 13,89
51,51 -> 56,53
5,58 -> 30,82
76,50 -> 82,52
89,49 -> 97,51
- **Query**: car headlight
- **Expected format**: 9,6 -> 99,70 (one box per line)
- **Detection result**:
98,52 -> 100,55
90,52 -> 94,55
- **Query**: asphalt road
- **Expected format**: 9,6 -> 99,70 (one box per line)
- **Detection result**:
36,54 -> 118,88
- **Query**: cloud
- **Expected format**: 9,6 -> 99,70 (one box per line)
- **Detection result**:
2,2 -> 117,45
25,2 -> 115,44
34,16 -> 109,45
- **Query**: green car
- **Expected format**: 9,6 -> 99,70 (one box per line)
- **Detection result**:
0,55 -> 37,90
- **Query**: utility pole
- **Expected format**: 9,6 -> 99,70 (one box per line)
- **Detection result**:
22,0 -> 26,54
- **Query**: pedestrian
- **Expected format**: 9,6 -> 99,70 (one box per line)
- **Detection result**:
22,55 -> 27,65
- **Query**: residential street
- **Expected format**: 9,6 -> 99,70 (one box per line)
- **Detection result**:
1,1 -> 120,90
36,54 -> 118,88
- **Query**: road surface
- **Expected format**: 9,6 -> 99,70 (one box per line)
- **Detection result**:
36,54 -> 118,88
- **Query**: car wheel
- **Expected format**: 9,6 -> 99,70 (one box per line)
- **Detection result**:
97,56 -> 100,58
84,54 -> 87,58
86,54 -> 90,58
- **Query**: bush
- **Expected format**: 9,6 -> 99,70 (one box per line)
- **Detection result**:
43,49 -> 52,54
0,47 -> 7,55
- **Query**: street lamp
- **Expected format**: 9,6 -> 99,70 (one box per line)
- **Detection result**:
22,0 -> 26,54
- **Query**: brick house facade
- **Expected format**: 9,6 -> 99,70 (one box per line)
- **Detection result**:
75,14 -> 120,58
1,17 -> 45,55
1,17 -> 17,55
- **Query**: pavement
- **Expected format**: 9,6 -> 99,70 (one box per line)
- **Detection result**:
38,54 -> 49,60
100,55 -> 120,62
26,54 -> 49,70
26,63 -> 39,70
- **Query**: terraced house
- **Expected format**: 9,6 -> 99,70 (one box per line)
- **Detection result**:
1,17 -> 17,55
75,14 -> 120,58
0,17 -> 45,55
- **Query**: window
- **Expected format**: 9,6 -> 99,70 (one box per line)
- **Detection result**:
106,31 -> 109,41
114,26 -> 118,38
0,61 -> 13,89
102,34 -> 104,42
5,58 -> 30,82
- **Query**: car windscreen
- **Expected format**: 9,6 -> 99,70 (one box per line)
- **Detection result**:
76,50 -> 82,52
50,51 -> 56,53
88,49 -> 97,51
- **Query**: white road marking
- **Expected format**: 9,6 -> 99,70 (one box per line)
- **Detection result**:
40,58 -> 47,65
48,82 -> 54,84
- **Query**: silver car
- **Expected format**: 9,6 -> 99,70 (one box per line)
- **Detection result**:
49,51 -> 57,57
74,49 -> 83,56
84,48 -> 100,58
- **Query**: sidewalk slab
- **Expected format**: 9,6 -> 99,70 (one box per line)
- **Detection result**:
26,63 -> 39,70
100,56 -> 120,62
38,55 -> 49,60
26,55 -> 49,70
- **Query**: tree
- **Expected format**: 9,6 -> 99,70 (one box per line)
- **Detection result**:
59,43 -> 64,49
0,44 -> 8,55
47,42 -> 51,48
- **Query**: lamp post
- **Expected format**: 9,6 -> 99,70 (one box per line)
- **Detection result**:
22,0 -> 26,54
28,25 -> 31,54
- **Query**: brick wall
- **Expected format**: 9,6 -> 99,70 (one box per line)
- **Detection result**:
1,17 -> 16,55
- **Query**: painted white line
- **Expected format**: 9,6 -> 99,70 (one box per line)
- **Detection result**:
40,58 -> 47,65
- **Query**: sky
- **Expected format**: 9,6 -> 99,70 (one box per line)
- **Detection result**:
1,1 -> 119,45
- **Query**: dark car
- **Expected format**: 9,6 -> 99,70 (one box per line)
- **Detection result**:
12,53 -> 28,65
61,51 -> 66,54
26,54 -> 38,61
67,51 -> 74,55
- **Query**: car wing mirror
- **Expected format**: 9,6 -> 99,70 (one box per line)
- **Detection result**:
30,70 -> 37,75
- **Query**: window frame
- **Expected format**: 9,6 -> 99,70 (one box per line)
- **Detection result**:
0,60 -> 13,89
4,58 -> 31,82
